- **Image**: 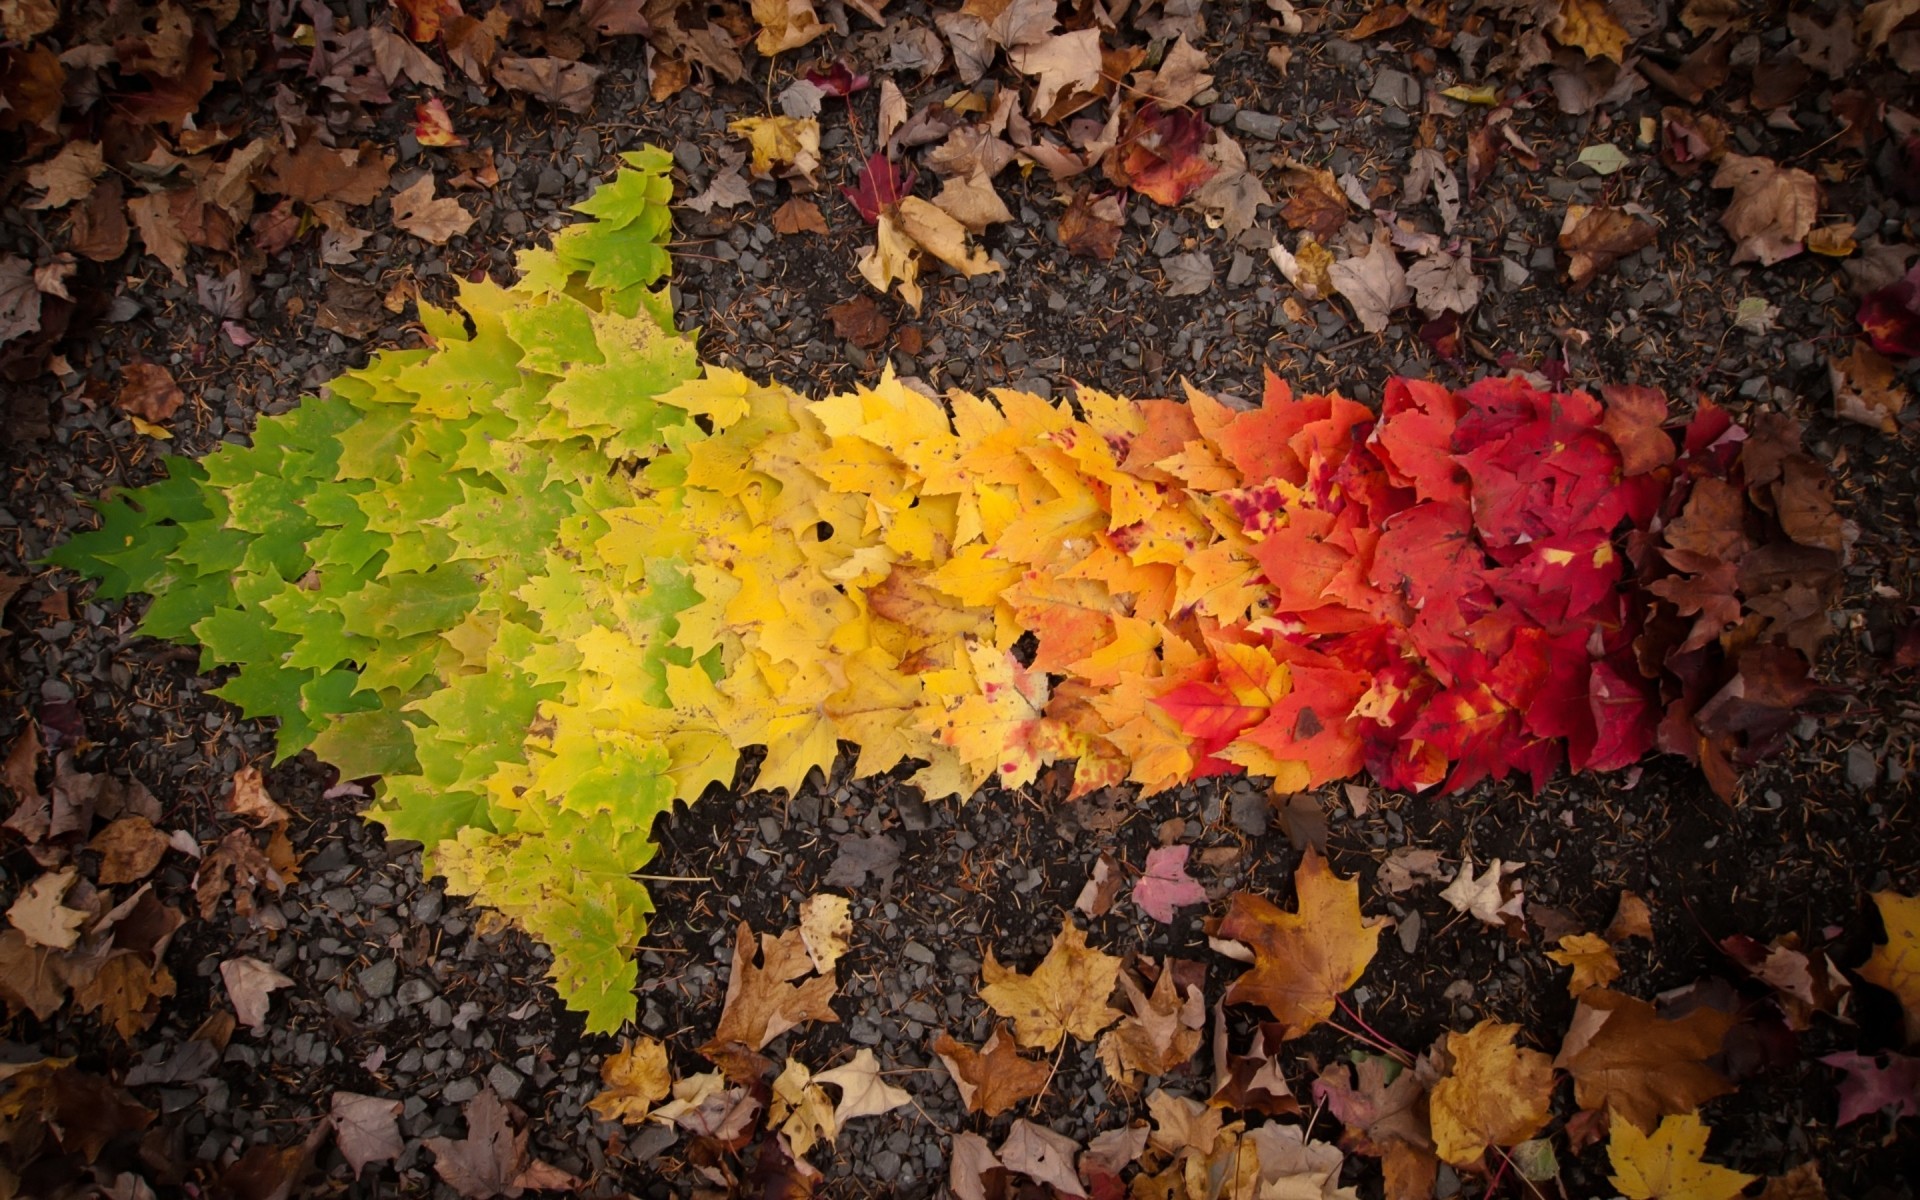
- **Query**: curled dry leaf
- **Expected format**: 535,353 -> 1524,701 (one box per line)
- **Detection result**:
1712,155 -> 1819,266
89,815 -> 170,885
220,955 -> 294,1032
227,765 -> 290,825
1438,855 -> 1525,934
700,918 -> 840,1081
769,1058 -> 837,1157
797,892 -> 852,975
1829,342 -> 1908,433
1097,962 -> 1206,1088
934,1026 -> 1051,1117
491,56 -> 603,114
1559,205 -> 1658,287
772,197 -> 829,235
999,1119 -> 1086,1197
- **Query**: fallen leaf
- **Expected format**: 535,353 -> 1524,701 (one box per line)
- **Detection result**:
6,866 -> 87,949
828,295 -> 892,349
1076,851 -> 1123,917
1217,848 -> 1383,1038
1313,1054 -> 1436,1189
331,1092 -> 404,1178
686,149 -> 753,214
1133,844 -> 1208,922
0,254 -> 43,343
700,919 -> 839,1080
769,1058 -> 837,1156
116,363 -> 185,424
71,950 -> 176,1039
1713,155 -> 1818,266
424,1088 -> 522,1199
1821,1051 -> 1920,1125
1406,247 -> 1481,317
1552,0 -> 1631,61
1859,890 -> 1920,1043
844,152 -> 916,224
1559,205 -> 1658,287
1009,28 -> 1103,118
949,1130 -> 1003,1200
1829,343 -> 1907,433
492,56 -> 602,113
1097,961 -> 1205,1087
391,175 -> 476,245
731,115 -> 822,183
1607,1112 -> 1756,1200
1329,228 -> 1411,333
813,1048 -> 912,1128
1438,855 -> 1525,933
220,956 -> 294,1032
753,0 -> 830,54
934,1026 -> 1051,1117
1756,1162 -> 1829,1200
980,913 -> 1123,1051
89,815 -> 170,885
1377,848 -> 1448,894
1161,251 -> 1214,298
589,1036 -> 673,1123
1720,933 -> 1851,1030
933,169 -> 1014,233
1136,34 -> 1213,105
0,928 -> 67,1019
772,197 -> 829,235
414,98 -> 466,148
228,765 -> 290,825
1058,189 -> 1125,260
1548,933 -> 1623,995
26,141 -> 107,210
1428,1020 -> 1555,1166
1000,1119 -> 1086,1198
1553,987 -> 1735,1131
1607,891 -> 1654,942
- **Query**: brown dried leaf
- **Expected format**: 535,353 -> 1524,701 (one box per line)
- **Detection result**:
1559,204 -> 1658,287
1553,987 -> 1735,1131
26,141 -> 107,210
391,175 -> 476,245
933,1026 -> 1050,1117
117,363 -> 185,424
827,295 -> 891,349
980,914 -> 1123,1051
771,197 -> 829,235
1217,848 -> 1383,1038
1097,962 -> 1206,1088
1829,342 -> 1907,433
493,56 -> 603,114
699,920 -> 839,1081
1713,155 -> 1818,267
89,815 -> 170,885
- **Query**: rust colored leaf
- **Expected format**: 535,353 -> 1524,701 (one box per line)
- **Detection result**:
1559,205 -> 1658,288
1218,848 -> 1382,1038
117,363 -> 185,424
1553,987 -> 1735,1131
933,1026 -> 1050,1117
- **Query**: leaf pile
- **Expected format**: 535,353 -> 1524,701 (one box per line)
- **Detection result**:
48,150 -> 1849,1032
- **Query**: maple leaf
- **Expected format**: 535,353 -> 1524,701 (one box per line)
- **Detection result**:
1428,1021 -> 1555,1166
1097,960 -> 1206,1088
1217,848 -> 1382,1038
814,1048 -> 912,1129
88,815 -> 170,885
1547,932 -> 1623,995
1107,104 -> 1217,206
1132,844 -> 1209,923
220,955 -> 294,1032
1000,1119 -> 1086,1197
492,56 -> 602,113
1720,932 -> 1851,1030
844,152 -> 918,224
1858,890 -> 1920,1043
1829,342 -> 1908,432
392,175 -> 476,245
731,115 -> 822,183
979,914 -> 1123,1051
752,0 -> 830,54
934,1026 -> 1051,1117
1551,0 -> 1631,60
1560,205 -> 1659,287
1822,1051 -> 1920,1125
1438,855 -> 1526,934
1553,988 -> 1735,1131
769,1058 -> 838,1157
1313,1055 -> 1437,1196
7,866 -> 87,949
589,1036 -> 673,1123
1712,155 -> 1818,266
700,919 -> 840,1080
331,1092 -> 405,1179
1607,1112 -> 1756,1200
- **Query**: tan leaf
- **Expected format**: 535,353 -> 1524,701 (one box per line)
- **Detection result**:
1135,34 -> 1213,106
1553,988 -> 1735,1131
491,55 -> 602,113
1145,1088 -> 1223,1158
26,141 -> 107,210
1547,933 -> 1623,995
588,1036 -> 673,1124
0,928 -> 68,1019
933,1026 -> 1051,1117
1097,963 -> 1205,1088
220,955 -> 294,1032
1328,227 -> 1411,334
932,169 -> 1014,234
814,1048 -> 911,1129
700,920 -> 839,1080
1217,848 -> 1383,1038
1000,1118 -> 1086,1196
72,952 -> 176,1039
1829,343 -> 1907,434
127,190 -> 191,280
391,175 -> 476,246
89,815 -> 171,885
6,866 -> 87,949
895,195 -> 1001,278
1712,155 -> 1818,266
227,765 -> 290,826
752,0 -> 829,54
979,914 -> 1123,1051
1428,1021 -> 1555,1166
0,0 -> 59,41
1559,204 -> 1659,287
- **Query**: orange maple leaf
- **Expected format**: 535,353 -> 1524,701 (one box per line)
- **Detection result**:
1218,848 -> 1382,1037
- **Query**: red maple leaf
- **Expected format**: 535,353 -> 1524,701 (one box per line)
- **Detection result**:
1107,104 -> 1217,207
843,152 -> 916,225
1858,266 -> 1920,358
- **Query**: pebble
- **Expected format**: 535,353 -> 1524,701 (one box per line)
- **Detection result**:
359,959 -> 399,999
1847,744 -> 1880,790
444,1077 -> 481,1105
488,1063 -> 525,1100
1232,110 -> 1285,141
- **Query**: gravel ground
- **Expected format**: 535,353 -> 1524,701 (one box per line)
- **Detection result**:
4,0 -> 1920,1196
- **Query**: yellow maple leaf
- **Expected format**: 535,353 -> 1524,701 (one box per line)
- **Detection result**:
857,210 -> 924,311
751,0 -> 828,54
1859,890 -> 1920,1043
1547,932 -> 1624,996
1608,1112 -> 1757,1200
1551,0 -> 1630,61
979,914 -> 1123,1052
728,115 -> 820,180
589,1036 -> 673,1124
921,640 -> 1057,794
1428,1020 -> 1555,1166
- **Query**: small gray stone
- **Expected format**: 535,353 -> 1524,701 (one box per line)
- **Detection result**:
397,978 -> 436,1007
903,942 -> 936,965
488,1063 -> 525,1100
443,1077 -> 481,1105
325,987 -> 364,1020
359,959 -> 399,999
1369,70 -> 1421,110
871,1150 -> 902,1181
1847,744 -> 1880,790
1232,110 -> 1285,141
1228,790 -> 1270,836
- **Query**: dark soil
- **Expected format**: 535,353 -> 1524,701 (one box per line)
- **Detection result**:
3,0 -> 1919,1197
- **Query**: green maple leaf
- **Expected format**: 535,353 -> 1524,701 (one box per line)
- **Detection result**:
334,404 -> 415,482
500,296 -> 603,377
371,776 -> 494,846
552,220 -> 672,294
306,708 -> 420,779
194,605 -> 297,668
336,567 -> 482,640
